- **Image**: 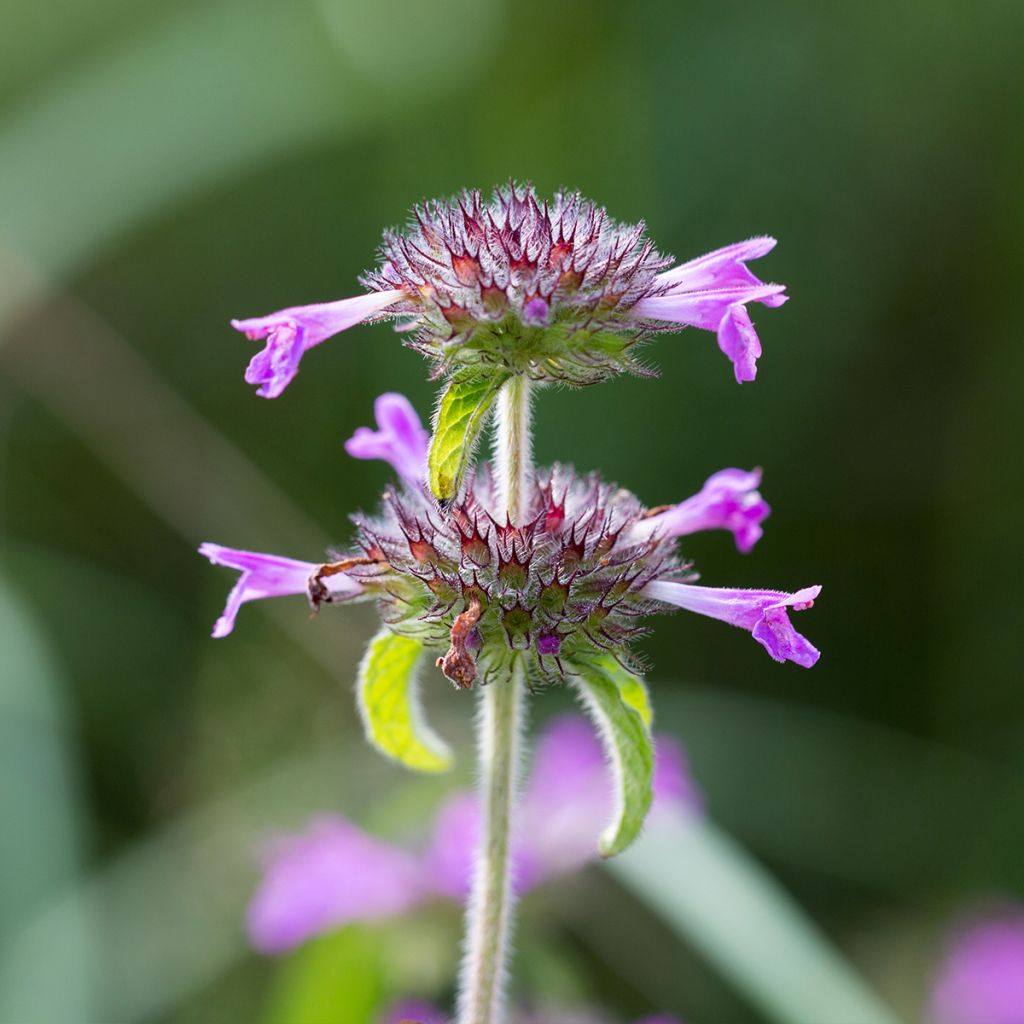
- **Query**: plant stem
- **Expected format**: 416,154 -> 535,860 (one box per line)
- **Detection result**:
456,376 -> 532,1024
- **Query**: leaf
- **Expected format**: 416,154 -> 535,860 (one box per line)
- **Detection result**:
571,656 -> 654,857
427,370 -> 509,503
605,818 -> 905,1024
356,629 -> 452,773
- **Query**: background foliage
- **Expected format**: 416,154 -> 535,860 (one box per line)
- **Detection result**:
1,0 -> 1022,1020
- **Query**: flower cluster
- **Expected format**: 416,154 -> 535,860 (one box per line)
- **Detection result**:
201,393 -> 820,679
248,715 -> 700,954
232,182 -> 786,398
929,905 -> 1024,1024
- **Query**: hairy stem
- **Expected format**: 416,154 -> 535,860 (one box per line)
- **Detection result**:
493,375 -> 532,526
456,376 -> 533,1024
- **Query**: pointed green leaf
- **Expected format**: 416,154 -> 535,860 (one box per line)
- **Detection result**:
571,657 -> 654,857
356,629 -> 452,773
428,371 -> 510,503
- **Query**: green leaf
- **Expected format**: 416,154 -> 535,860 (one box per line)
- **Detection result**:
264,926 -> 387,1024
357,629 -> 452,773
571,656 -> 654,857
427,370 -> 509,503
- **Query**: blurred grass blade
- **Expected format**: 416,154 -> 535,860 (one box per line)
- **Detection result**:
357,629 -> 453,773
606,817 -> 905,1024
0,575 -> 97,1019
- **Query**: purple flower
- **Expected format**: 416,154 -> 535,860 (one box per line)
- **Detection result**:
929,906 -> 1024,1024
232,186 -> 786,393
381,1000 -> 449,1024
344,391 -> 429,488
246,715 -> 701,953
198,543 -> 362,638
626,468 -> 770,553
232,289 -> 406,398
633,237 -> 787,383
248,817 -> 424,955
642,581 -> 821,667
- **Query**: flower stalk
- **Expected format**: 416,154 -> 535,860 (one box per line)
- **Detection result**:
457,377 -> 533,1024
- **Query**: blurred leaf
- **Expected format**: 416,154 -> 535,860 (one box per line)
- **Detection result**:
607,817 -> 905,1024
428,370 -> 509,503
264,926 -> 387,1024
571,658 -> 653,857
357,629 -> 453,774
0,574 -> 97,1019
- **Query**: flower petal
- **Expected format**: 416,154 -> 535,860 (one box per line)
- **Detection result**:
231,289 -> 405,398
643,581 -> 822,667
628,467 -> 770,553
717,303 -> 762,383
247,816 -> 426,954
345,392 -> 429,488
656,236 -> 778,292
198,543 -> 361,637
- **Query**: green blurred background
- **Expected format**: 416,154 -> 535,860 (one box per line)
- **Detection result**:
2,0 -> 1023,1021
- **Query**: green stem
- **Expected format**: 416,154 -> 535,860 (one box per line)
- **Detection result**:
456,376 -> 533,1024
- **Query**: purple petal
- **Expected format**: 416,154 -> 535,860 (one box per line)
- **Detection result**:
523,296 -> 551,326
628,468 -> 770,553
633,284 -> 786,333
929,907 -> 1024,1024
231,289 -> 405,398
643,581 -> 822,668
656,236 -> 777,292
344,392 -> 429,488
199,542 -> 362,638
247,816 -> 426,954
717,303 -> 762,383
423,791 -> 479,901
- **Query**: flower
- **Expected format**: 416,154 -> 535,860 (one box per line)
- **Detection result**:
642,581 -> 821,668
247,714 -> 700,954
632,237 -> 787,383
201,393 -> 820,678
344,391 -> 430,488
929,906 -> 1024,1024
231,184 -> 786,396
625,468 -> 770,553
232,289 -> 406,398
198,543 -> 363,638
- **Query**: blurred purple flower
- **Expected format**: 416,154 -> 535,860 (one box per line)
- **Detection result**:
232,289 -> 406,398
929,906 -> 1024,1024
642,581 -> 821,668
633,237 -> 787,383
626,468 -> 770,554
345,391 -> 429,488
198,543 -> 362,638
382,999 -> 449,1024
248,715 -> 701,954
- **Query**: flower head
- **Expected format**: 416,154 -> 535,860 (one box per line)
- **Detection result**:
201,394 -> 820,680
929,906 -> 1024,1024
231,184 -> 787,397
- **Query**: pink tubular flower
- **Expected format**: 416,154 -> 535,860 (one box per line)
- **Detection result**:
929,906 -> 1024,1024
643,581 -> 821,667
232,289 -> 406,398
626,468 -> 770,553
198,543 -> 362,638
632,237 -> 787,383
246,715 -> 700,953
344,391 -> 429,488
